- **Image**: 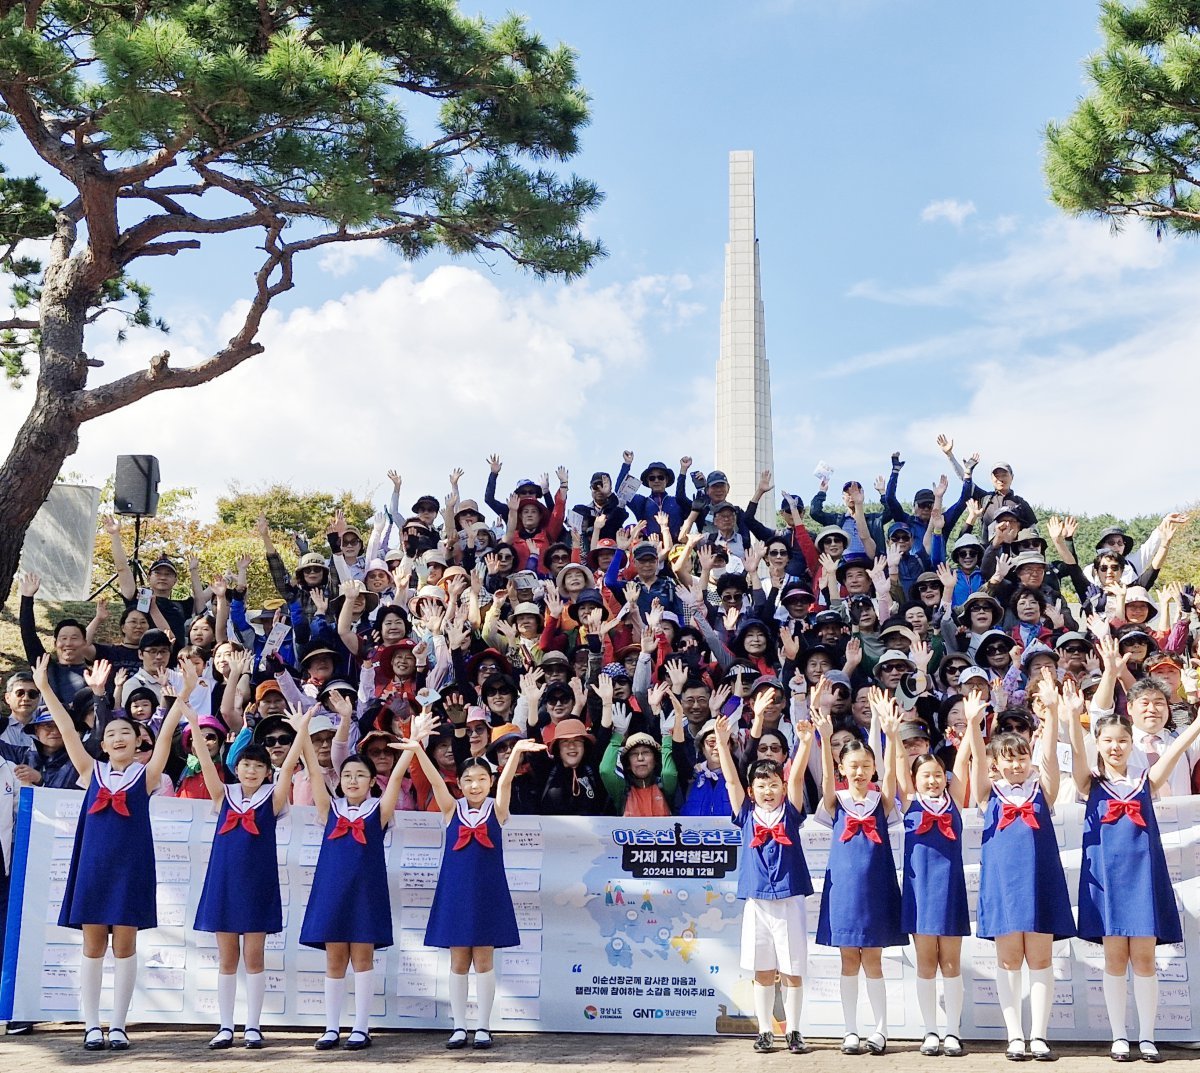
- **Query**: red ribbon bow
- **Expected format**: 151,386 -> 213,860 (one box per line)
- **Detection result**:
1102,798 -> 1146,827
914,810 -> 957,841
88,787 -> 130,817
330,815 -> 367,844
750,822 -> 792,848
453,823 -> 495,851
998,800 -> 1039,831
840,814 -> 883,844
218,809 -> 261,837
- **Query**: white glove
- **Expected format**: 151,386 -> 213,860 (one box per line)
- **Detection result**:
610,702 -> 632,736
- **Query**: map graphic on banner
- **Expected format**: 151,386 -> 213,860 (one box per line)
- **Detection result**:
3,788 -> 1200,1038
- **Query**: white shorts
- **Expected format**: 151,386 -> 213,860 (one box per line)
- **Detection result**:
740,895 -> 808,976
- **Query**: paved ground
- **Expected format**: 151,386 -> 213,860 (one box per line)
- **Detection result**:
2,1025 -> 1199,1070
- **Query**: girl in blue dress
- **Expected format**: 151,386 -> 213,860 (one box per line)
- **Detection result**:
1064,669 -> 1200,1064
714,712 -> 814,1056
812,683 -> 907,1057
186,702 -> 310,1050
893,693 -> 974,1058
34,653 -> 184,1052
967,669 -> 1076,1062
299,710 -> 432,1052
400,732 -> 539,1050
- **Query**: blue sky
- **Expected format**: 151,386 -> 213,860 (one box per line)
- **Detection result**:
3,0 -> 1195,524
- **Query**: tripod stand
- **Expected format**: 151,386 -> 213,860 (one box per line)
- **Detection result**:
90,514 -> 147,601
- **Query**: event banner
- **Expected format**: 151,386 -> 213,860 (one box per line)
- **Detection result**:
3,787 -> 1200,1039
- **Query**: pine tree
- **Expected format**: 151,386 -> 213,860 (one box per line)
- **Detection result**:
0,1 -> 604,600
1046,1 -> 1200,234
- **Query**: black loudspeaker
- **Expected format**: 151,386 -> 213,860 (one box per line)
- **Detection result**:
114,455 -> 160,516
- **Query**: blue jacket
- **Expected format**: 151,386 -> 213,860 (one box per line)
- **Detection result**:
882,473 -> 974,545
615,460 -> 690,538
808,491 -> 885,554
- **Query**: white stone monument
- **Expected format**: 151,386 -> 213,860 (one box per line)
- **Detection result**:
715,150 -> 774,517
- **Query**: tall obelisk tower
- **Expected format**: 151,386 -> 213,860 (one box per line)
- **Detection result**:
715,150 -> 774,516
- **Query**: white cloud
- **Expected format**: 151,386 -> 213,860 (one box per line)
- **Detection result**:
0,265 -> 700,523
811,215 -> 1200,516
920,198 -> 977,227
316,240 -> 386,277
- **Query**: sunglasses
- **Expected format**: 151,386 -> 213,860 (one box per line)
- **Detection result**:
767,549 -> 790,557
956,549 -> 980,558
1098,563 -> 1122,572
891,533 -> 912,542
263,734 -> 294,747
201,733 -> 221,743
998,723 -> 1028,734
647,473 -> 668,481
549,553 -> 570,562
136,742 -> 154,753
981,647 -> 1008,658
1062,645 -> 1091,655
917,582 -> 941,591
11,688 -> 39,698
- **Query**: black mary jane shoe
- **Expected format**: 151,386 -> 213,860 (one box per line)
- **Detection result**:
344,1031 -> 372,1051
920,1032 -> 942,1056
83,1027 -> 105,1052
446,1029 -> 469,1050
107,1028 -> 130,1051
1029,1038 -> 1056,1062
865,1033 -> 888,1056
313,1031 -> 340,1051
1139,1041 -> 1164,1064
943,1034 -> 965,1058
208,1028 -> 235,1050
841,1032 -> 863,1055
1006,1039 -> 1029,1062
473,1029 -> 494,1050
243,1028 -> 264,1050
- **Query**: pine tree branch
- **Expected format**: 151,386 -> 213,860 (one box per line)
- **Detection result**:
73,214 -> 290,422
0,316 -> 37,330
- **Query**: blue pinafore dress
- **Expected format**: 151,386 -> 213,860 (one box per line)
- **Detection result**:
424,799 -> 520,949
1077,773 -> 1181,945
194,784 -> 283,934
59,761 -> 157,929
901,793 -> 970,937
816,789 -> 907,948
976,778 -> 1076,940
299,797 -> 393,949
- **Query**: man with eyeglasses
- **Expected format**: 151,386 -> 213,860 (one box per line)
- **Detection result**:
885,521 -> 931,595
2,672 -> 41,749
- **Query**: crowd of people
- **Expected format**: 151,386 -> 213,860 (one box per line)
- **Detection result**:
0,438 -> 1196,1060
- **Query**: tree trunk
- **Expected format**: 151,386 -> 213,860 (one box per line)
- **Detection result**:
0,261 -> 90,604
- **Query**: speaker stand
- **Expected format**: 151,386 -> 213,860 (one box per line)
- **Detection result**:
89,515 -> 147,601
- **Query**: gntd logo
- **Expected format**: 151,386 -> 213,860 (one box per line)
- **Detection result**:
633,1009 -> 665,1019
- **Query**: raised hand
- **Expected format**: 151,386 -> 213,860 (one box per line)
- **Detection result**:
18,572 -> 40,598
622,580 -> 640,606
664,658 -> 688,694
100,514 -> 121,537
555,466 -> 569,487
934,473 -> 949,497
622,450 -> 634,465
85,659 -> 112,695
936,432 -> 953,455
910,637 -> 932,672
487,454 -> 502,475
844,636 -> 863,673
873,475 -> 887,495
310,588 -> 329,616
538,473 -> 550,494
778,626 -> 800,662
963,500 -> 984,527
936,562 -> 957,590
757,469 -> 773,495
708,682 -> 733,716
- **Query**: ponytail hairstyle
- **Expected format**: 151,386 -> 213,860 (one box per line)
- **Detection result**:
910,751 -> 947,779
836,738 -> 875,772
1091,713 -> 1133,739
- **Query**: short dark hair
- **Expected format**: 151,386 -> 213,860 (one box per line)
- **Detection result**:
1127,677 -> 1171,707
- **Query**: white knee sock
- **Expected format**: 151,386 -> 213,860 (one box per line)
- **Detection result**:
1133,973 -> 1159,1042
1103,971 -> 1128,1041
110,954 -> 137,1032
352,968 -> 374,1034
217,972 -> 237,1030
323,975 -> 345,1034
474,969 -> 496,1032
995,966 -> 1024,1041
1028,966 -> 1053,1040
943,974 -> 964,1038
864,975 -> 887,1038
80,954 -> 104,1030
915,976 -> 938,1035
839,973 -> 859,1035
782,983 -> 803,1035
448,971 -> 469,1030
244,971 -> 266,1031
753,981 -> 774,1033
